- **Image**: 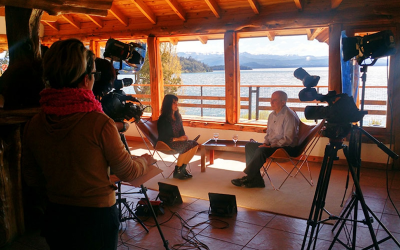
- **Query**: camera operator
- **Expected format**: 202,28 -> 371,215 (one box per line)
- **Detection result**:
93,57 -> 130,133
22,39 -> 156,250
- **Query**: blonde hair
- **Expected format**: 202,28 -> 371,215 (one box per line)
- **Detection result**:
43,39 -> 94,89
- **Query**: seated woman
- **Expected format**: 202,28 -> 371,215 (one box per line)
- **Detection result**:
157,94 -> 199,180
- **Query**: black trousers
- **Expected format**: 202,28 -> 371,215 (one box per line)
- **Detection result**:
244,142 -> 296,179
42,202 -> 120,250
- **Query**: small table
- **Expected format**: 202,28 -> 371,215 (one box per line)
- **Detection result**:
200,139 -> 248,172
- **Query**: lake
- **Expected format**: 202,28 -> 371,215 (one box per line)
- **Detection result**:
123,66 -> 389,127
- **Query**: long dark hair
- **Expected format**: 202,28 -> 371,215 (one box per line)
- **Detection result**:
161,94 -> 181,121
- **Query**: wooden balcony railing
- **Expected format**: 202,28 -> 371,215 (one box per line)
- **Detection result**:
127,84 -> 388,125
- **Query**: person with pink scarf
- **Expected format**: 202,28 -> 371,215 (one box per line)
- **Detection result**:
22,39 -> 156,250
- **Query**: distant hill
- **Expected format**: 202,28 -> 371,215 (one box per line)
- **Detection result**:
177,52 -> 389,68
179,56 -> 213,73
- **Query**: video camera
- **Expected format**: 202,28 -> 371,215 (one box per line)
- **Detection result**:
95,39 -> 148,123
294,68 -> 367,138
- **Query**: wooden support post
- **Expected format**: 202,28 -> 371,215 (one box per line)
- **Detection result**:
5,7 -> 43,65
224,31 -> 240,124
147,36 -> 164,120
328,23 -> 342,93
388,24 -> 400,169
89,40 -> 101,58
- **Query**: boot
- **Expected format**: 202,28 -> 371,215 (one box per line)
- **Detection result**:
181,164 -> 192,178
173,165 -> 189,180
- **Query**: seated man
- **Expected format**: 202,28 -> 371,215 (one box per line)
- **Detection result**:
232,90 -> 300,188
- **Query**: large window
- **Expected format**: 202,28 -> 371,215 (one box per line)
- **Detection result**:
176,40 -> 226,121
238,36 -> 329,124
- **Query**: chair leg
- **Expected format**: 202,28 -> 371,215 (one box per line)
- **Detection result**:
261,161 -> 278,190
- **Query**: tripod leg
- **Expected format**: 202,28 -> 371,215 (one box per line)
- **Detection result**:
302,143 -> 339,250
343,145 -> 380,249
140,185 -> 170,250
121,200 -> 149,233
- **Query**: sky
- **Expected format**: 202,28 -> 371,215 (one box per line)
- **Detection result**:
176,35 -> 329,57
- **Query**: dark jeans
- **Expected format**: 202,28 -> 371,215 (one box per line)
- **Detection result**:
43,202 -> 120,250
244,142 -> 296,179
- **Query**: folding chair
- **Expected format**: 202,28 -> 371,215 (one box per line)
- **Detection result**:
135,119 -> 179,178
262,119 -> 325,190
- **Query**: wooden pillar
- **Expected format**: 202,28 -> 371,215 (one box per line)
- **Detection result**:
5,7 -> 43,65
147,36 -> 164,120
0,125 -> 24,246
328,23 -> 343,93
89,40 -> 101,58
224,31 -> 240,124
388,24 -> 400,169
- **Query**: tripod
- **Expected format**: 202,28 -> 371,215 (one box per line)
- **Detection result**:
301,124 -> 399,250
118,133 -> 170,250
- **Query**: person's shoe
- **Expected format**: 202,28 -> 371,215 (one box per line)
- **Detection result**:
243,176 -> 265,188
180,164 -> 192,178
231,176 -> 248,187
173,166 -> 189,180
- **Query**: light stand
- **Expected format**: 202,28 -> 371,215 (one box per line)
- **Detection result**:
119,133 -> 170,250
301,124 -> 399,250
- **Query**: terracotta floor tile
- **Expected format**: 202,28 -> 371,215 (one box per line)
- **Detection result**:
198,219 -> 263,246
265,214 -> 307,235
376,230 -> 400,249
360,186 -> 388,199
124,225 -> 187,249
158,208 -> 210,234
246,227 -> 304,250
183,198 -> 212,213
181,234 -> 244,250
379,213 -> 400,234
235,207 -> 275,227
383,198 -> 400,215
362,196 -> 387,213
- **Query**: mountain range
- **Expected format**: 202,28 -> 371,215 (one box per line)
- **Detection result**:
177,52 -> 387,68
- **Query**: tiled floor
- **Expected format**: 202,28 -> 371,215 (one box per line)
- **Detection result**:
3,153 -> 400,249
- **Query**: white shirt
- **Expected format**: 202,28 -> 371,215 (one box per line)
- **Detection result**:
264,106 -> 300,147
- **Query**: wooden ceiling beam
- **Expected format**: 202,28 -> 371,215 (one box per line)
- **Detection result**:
293,0 -> 304,10
109,5 -> 129,26
0,1 -> 111,16
265,31 -> 275,41
197,35 -> 208,44
61,14 -> 81,29
165,0 -> 186,21
204,0 -> 222,19
41,20 -> 60,31
41,5 -> 400,43
247,0 -> 261,15
316,28 -> 329,44
86,15 -> 103,28
41,12 -> 59,22
130,0 -> 157,24
331,0 -> 343,9
169,38 -> 179,45
307,27 -> 326,40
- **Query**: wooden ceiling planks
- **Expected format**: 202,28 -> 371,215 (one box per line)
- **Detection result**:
1,0 -> 399,46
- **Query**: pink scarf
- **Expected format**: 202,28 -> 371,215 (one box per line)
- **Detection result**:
40,88 -> 103,115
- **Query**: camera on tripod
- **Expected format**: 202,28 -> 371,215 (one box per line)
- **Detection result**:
294,68 -> 367,138
93,39 -> 148,123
